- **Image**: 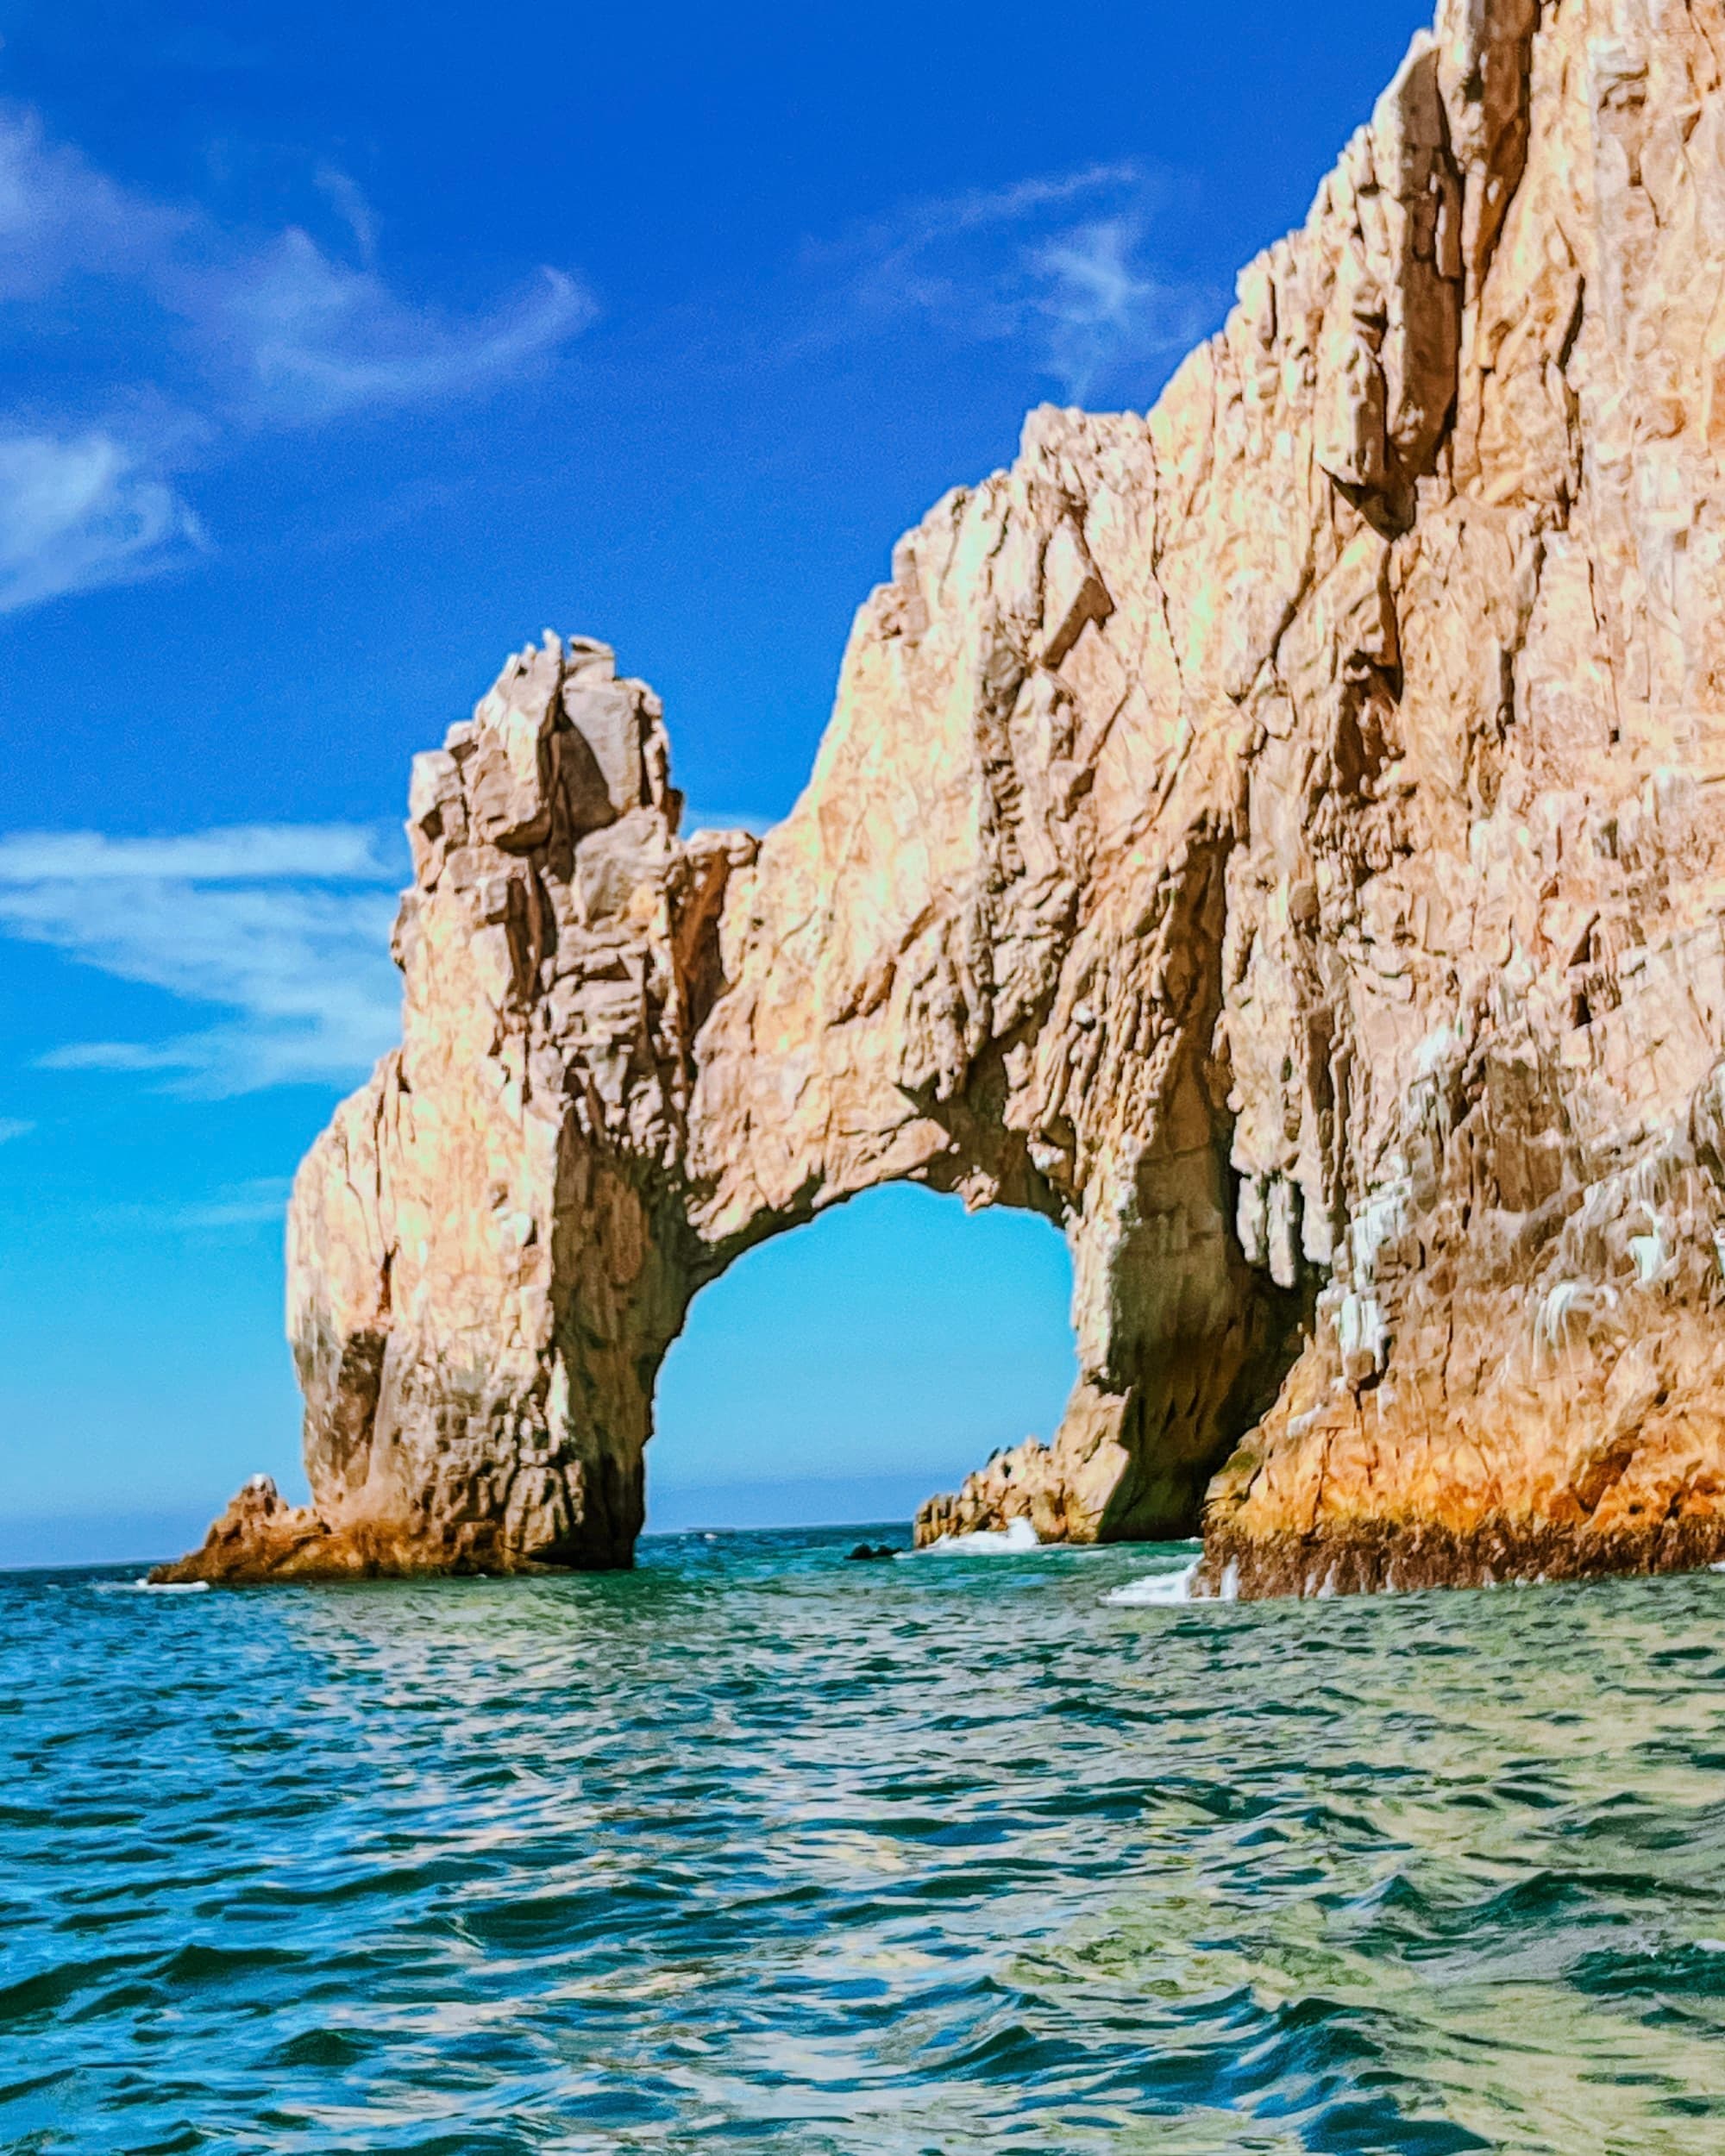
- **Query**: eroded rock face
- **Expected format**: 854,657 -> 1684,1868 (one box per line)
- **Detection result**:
161,0 -> 1725,1596
161,634 -> 756,1583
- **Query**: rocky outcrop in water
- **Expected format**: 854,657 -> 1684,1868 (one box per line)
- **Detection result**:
160,0 -> 1725,1597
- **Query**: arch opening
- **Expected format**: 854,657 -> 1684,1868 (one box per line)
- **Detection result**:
646,1184 -> 1076,1537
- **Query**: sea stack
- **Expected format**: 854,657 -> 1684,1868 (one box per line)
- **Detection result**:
160,0 -> 1725,1597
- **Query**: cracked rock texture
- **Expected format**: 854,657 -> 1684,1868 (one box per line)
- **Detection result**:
161,0 -> 1725,1597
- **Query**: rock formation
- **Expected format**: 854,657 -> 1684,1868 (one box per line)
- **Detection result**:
160,0 -> 1725,1598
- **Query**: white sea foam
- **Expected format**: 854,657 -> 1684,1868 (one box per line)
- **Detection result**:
1103,1559 -> 1201,1606
913,1516 -> 1043,1556
95,1578 -> 212,1595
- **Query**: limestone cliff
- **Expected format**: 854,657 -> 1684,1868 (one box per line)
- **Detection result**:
160,0 -> 1725,1598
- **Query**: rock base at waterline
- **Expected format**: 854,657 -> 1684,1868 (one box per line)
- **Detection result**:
147,1476 -> 602,1585
1194,1516 -> 1725,1603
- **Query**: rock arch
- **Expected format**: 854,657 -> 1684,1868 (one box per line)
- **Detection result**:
167,1 -> 1725,1597
258,485 -> 1309,1580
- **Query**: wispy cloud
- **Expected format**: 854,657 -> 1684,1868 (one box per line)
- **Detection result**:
684,804 -> 779,837
0,1118 -> 34,1144
0,824 -> 405,1094
834,165 -> 1142,324
76,1175 -> 296,1238
1027,216 -> 1211,403
0,824 -> 396,882
311,166 -> 379,270
166,1176 -> 293,1232
182,230 -> 594,426
808,163 -> 1216,400
0,102 -> 187,301
0,430 -> 204,612
0,100 -> 597,611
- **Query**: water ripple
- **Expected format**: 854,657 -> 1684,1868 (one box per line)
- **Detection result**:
6,1530 -> 1725,2150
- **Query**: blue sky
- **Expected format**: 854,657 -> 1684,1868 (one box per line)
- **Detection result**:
0,0 -> 1432,1564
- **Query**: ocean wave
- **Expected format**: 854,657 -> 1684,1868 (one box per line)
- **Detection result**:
912,1517 -> 1043,1556
1103,1559 -> 1201,1606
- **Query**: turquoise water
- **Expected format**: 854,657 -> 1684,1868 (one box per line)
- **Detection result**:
7,1528 -> 1725,2154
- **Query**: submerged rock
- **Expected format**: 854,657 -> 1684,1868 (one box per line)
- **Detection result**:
171,0 -> 1725,1598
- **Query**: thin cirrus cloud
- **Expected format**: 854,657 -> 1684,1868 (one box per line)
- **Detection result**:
180,229 -> 595,426
0,97 -> 595,610
311,164 -> 380,270
166,1176 -> 294,1231
0,102 -> 188,300
1026,215 -> 1215,404
72,1175 -> 296,1240
0,429 -> 205,614
811,161 -> 1219,401
0,824 -> 407,1095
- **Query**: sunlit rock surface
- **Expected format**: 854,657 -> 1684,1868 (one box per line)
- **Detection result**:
160,0 -> 1725,1596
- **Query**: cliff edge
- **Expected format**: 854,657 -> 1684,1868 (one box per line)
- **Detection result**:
159,0 -> 1725,1598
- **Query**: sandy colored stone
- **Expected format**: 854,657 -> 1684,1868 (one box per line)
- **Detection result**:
162,0 -> 1725,1599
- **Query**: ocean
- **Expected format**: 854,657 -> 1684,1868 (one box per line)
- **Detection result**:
5,1525 -> 1725,2153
